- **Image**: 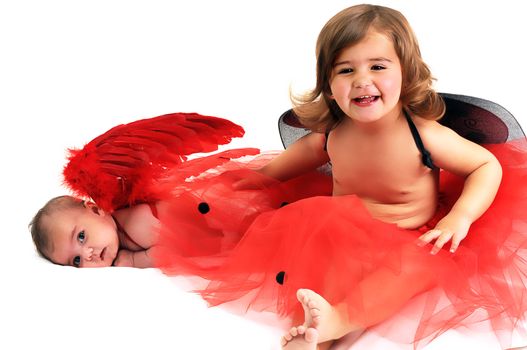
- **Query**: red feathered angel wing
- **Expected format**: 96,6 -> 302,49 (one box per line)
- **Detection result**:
63,112 -> 258,212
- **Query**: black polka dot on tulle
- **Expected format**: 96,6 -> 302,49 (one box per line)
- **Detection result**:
280,202 -> 289,207
198,202 -> 210,214
276,271 -> 286,285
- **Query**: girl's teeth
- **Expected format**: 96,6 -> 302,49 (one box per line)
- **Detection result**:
355,96 -> 377,103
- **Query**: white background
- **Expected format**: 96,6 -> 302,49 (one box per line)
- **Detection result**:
1,1 -> 525,349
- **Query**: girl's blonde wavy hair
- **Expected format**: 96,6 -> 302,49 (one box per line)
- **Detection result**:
292,4 -> 445,132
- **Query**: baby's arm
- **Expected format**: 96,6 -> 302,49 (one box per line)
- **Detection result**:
114,248 -> 154,268
260,132 -> 330,181
417,121 -> 502,254
112,203 -> 161,267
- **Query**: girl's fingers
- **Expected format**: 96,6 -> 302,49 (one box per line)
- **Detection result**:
417,229 -> 441,246
449,233 -> 464,253
430,230 -> 453,255
417,229 -> 456,255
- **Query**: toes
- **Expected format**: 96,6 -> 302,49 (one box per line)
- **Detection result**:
309,306 -> 321,316
309,308 -> 321,327
283,331 -> 293,342
280,336 -> 288,347
297,289 -> 311,305
281,326 -> 305,348
309,306 -> 321,320
311,315 -> 321,328
297,289 -> 307,301
289,326 -> 298,337
281,326 -> 318,349
304,327 -> 319,343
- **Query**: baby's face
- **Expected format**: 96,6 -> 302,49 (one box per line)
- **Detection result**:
44,204 -> 119,267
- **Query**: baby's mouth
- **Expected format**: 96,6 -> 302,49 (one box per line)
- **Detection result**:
354,95 -> 379,104
100,247 -> 106,261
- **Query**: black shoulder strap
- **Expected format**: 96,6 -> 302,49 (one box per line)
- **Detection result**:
404,112 -> 437,170
324,116 -> 436,170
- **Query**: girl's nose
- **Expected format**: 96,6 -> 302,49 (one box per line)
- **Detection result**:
353,73 -> 372,89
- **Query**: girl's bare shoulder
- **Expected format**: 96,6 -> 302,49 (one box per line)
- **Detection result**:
413,115 -> 496,175
412,116 -> 459,143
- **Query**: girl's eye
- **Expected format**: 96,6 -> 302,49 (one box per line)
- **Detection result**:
337,68 -> 353,75
73,256 -> 81,267
77,230 -> 85,244
371,65 -> 385,71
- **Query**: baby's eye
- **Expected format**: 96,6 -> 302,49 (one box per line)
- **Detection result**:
371,65 -> 385,71
73,256 -> 81,268
77,230 -> 85,244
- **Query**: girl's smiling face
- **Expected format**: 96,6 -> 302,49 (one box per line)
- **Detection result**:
44,202 -> 119,267
329,30 -> 403,125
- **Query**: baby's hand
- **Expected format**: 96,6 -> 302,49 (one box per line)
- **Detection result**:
113,249 -> 134,267
417,213 -> 471,255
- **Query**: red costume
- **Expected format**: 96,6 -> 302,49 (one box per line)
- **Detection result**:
64,99 -> 527,348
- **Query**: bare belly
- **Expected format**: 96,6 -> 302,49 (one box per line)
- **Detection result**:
360,198 -> 438,229
333,185 -> 439,230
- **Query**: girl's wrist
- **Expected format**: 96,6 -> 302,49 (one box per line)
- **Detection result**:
446,207 -> 475,225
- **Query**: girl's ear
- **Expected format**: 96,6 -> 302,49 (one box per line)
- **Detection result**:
324,86 -> 334,99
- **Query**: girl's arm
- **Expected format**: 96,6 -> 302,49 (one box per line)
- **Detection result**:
417,121 -> 502,254
259,132 -> 330,181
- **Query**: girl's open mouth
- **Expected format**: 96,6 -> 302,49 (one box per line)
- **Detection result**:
353,95 -> 379,105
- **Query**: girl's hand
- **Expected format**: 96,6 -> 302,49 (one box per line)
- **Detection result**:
113,249 -> 134,267
417,213 -> 471,255
232,171 -> 280,190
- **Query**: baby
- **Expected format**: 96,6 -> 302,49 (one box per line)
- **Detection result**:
30,195 -> 160,268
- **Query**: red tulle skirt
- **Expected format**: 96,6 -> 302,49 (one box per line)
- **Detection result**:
154,140 -> 527,349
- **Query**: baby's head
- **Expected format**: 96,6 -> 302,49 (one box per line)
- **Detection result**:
297,4 -> 444,127
30,195 -> 119,267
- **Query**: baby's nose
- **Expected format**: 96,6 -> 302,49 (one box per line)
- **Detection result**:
82,247 -> 94,261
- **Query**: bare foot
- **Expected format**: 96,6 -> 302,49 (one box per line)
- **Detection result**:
296,289 -> 360,343
281,325 -> 318,349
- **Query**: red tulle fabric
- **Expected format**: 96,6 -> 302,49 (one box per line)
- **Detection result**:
154,140 -> 527,349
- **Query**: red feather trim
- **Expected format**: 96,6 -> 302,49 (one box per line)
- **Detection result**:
63,112 -> 249,212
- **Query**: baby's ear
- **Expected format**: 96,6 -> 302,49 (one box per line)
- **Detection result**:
83,200 -> 102,216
